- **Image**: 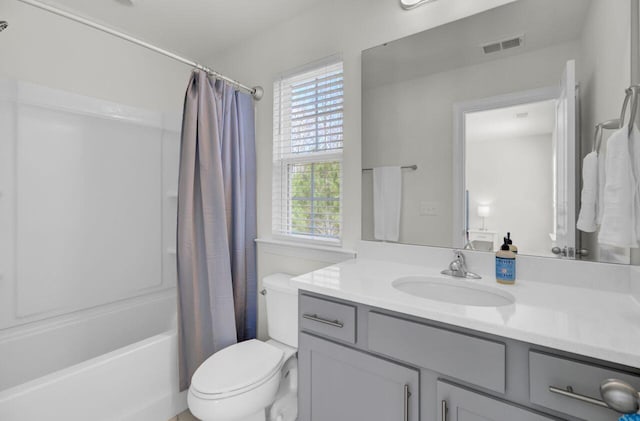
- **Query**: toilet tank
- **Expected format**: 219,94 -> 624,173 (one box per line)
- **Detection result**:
263,273 -> 298,347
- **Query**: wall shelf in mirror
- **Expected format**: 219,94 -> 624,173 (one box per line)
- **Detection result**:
362,165 -> 417,171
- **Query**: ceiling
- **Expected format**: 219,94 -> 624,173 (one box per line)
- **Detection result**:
465,100 -> 556,143
362,0 -> 591,88
31,0 -> 323,61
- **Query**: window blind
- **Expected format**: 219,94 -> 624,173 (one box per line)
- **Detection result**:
272,61 -> 344,241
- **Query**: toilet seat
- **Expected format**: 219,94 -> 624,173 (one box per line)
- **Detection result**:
190,340 -> 284,400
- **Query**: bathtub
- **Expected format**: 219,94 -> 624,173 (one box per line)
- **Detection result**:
0,290 -> 187,421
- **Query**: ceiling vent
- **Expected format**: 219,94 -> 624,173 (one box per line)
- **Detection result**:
482,35 -> 524,55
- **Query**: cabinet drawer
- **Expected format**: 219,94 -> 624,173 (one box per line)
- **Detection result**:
299,294 -> 357,344
368,312 -> 506,393
529,351 -> 640,421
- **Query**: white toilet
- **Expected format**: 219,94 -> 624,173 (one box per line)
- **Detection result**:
188,273 -> 298,421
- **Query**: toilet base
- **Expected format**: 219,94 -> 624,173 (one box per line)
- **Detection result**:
198,409 -> 265,421
243,409 -> 266,421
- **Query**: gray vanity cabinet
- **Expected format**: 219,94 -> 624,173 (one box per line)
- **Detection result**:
298,332 -> 420,421
298,291 -> 640,421
437,381 -> 559,421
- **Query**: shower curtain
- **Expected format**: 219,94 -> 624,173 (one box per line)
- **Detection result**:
176,70 -> 257,391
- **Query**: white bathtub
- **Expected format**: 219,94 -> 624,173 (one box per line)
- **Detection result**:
0,291 -> 187,421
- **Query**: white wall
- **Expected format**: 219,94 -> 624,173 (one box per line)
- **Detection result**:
0,0 -> 188,330
361,41 -> 579,247
0,0 -> 189,113
212,0 -> 517,338
467,134 -> 554,257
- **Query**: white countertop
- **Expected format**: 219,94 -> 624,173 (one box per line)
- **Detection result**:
291,258 -> 640,369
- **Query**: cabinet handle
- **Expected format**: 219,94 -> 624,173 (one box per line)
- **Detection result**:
549,385 -> 609,408
441,400 -> 448,421
302,313 -> 344,328
403,384 -> 410,421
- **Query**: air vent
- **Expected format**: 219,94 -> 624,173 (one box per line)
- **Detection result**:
481,35 -> 525,55
501,37 -> 522,50
483,43 -> 501,54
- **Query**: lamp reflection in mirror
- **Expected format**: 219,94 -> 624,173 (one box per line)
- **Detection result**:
399,0 -> 438,10
477,205 -> 491,231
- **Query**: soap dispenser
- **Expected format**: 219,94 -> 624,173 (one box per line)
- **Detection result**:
496,237 -> 516,284
506,232 -> 518,254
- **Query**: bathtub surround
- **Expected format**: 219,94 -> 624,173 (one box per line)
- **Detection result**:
177,71 -> 257,390
1,4 -> 188,418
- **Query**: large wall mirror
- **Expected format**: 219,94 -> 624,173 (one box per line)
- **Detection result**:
362,0 -> 640,264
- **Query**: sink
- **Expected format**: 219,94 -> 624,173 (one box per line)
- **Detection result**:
392,276 -> 515,307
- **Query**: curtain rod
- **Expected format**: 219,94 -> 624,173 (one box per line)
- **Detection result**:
16,0 -> 264,100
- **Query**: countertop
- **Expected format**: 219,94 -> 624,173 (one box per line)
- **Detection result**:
291,258 -> 640,369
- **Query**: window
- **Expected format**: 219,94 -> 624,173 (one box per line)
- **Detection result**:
273,61 -> 343,242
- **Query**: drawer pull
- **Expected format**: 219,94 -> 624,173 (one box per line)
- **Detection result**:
302,313 -> 344,328
403,384 -> 410,421
441,400 -> 448,421
549,385 -> 609,408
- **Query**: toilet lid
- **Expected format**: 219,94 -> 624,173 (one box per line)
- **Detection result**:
191,339 -> 284,396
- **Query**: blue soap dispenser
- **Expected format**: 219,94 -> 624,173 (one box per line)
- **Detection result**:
496,237 -> 516,284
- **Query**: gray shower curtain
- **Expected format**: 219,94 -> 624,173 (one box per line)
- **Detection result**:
176,70 -> 257,391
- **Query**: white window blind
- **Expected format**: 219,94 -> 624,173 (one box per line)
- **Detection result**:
273,61 -> 344,242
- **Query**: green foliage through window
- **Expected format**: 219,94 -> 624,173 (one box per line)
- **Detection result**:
289,162 -> 341,238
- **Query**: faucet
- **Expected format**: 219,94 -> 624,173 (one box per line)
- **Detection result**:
441,250 -> 481,279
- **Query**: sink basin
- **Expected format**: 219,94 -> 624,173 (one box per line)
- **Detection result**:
392,276 -> 515,307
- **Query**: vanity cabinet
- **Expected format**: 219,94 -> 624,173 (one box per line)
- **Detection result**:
298,291 -> 640,421
437,381 -> 558,421
298,332 -> 419,421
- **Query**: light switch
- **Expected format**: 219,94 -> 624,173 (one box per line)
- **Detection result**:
420,201 -> 440,216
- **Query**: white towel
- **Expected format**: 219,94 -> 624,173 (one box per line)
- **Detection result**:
577,151 -> 598,232
373,166 -> 402,242
596,144 -> 607,226
598,244 -> 631,264
598,126 -> 640,248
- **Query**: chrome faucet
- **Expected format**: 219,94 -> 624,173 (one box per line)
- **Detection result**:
441,250 -> 481,279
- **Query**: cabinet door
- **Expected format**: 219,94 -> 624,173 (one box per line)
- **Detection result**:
299,332 -> 419,421
437,381 -> 562,421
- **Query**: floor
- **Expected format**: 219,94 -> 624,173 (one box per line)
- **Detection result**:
168,409 -> 198,421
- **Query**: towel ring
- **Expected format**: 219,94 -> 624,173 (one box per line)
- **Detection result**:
624,85 -> 640,136
619,88 -> 632,127
592,124 -> 602,153
593,118 -> 622,153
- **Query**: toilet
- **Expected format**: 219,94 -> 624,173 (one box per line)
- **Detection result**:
188,273 -> 298,421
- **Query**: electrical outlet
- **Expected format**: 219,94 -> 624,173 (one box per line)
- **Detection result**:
419,201 -> 440,216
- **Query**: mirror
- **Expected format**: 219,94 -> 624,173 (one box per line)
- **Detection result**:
362,0 -> 638,264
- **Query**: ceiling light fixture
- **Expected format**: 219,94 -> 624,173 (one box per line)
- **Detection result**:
400,0 -> 438,11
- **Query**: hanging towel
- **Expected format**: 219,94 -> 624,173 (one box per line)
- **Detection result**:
633,127 -> 640,242
596,144 -> 607,225
577,151 -> 598,232
598,244 -> 631,264
373,166 -> 402,242
598,126 -> 640,248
